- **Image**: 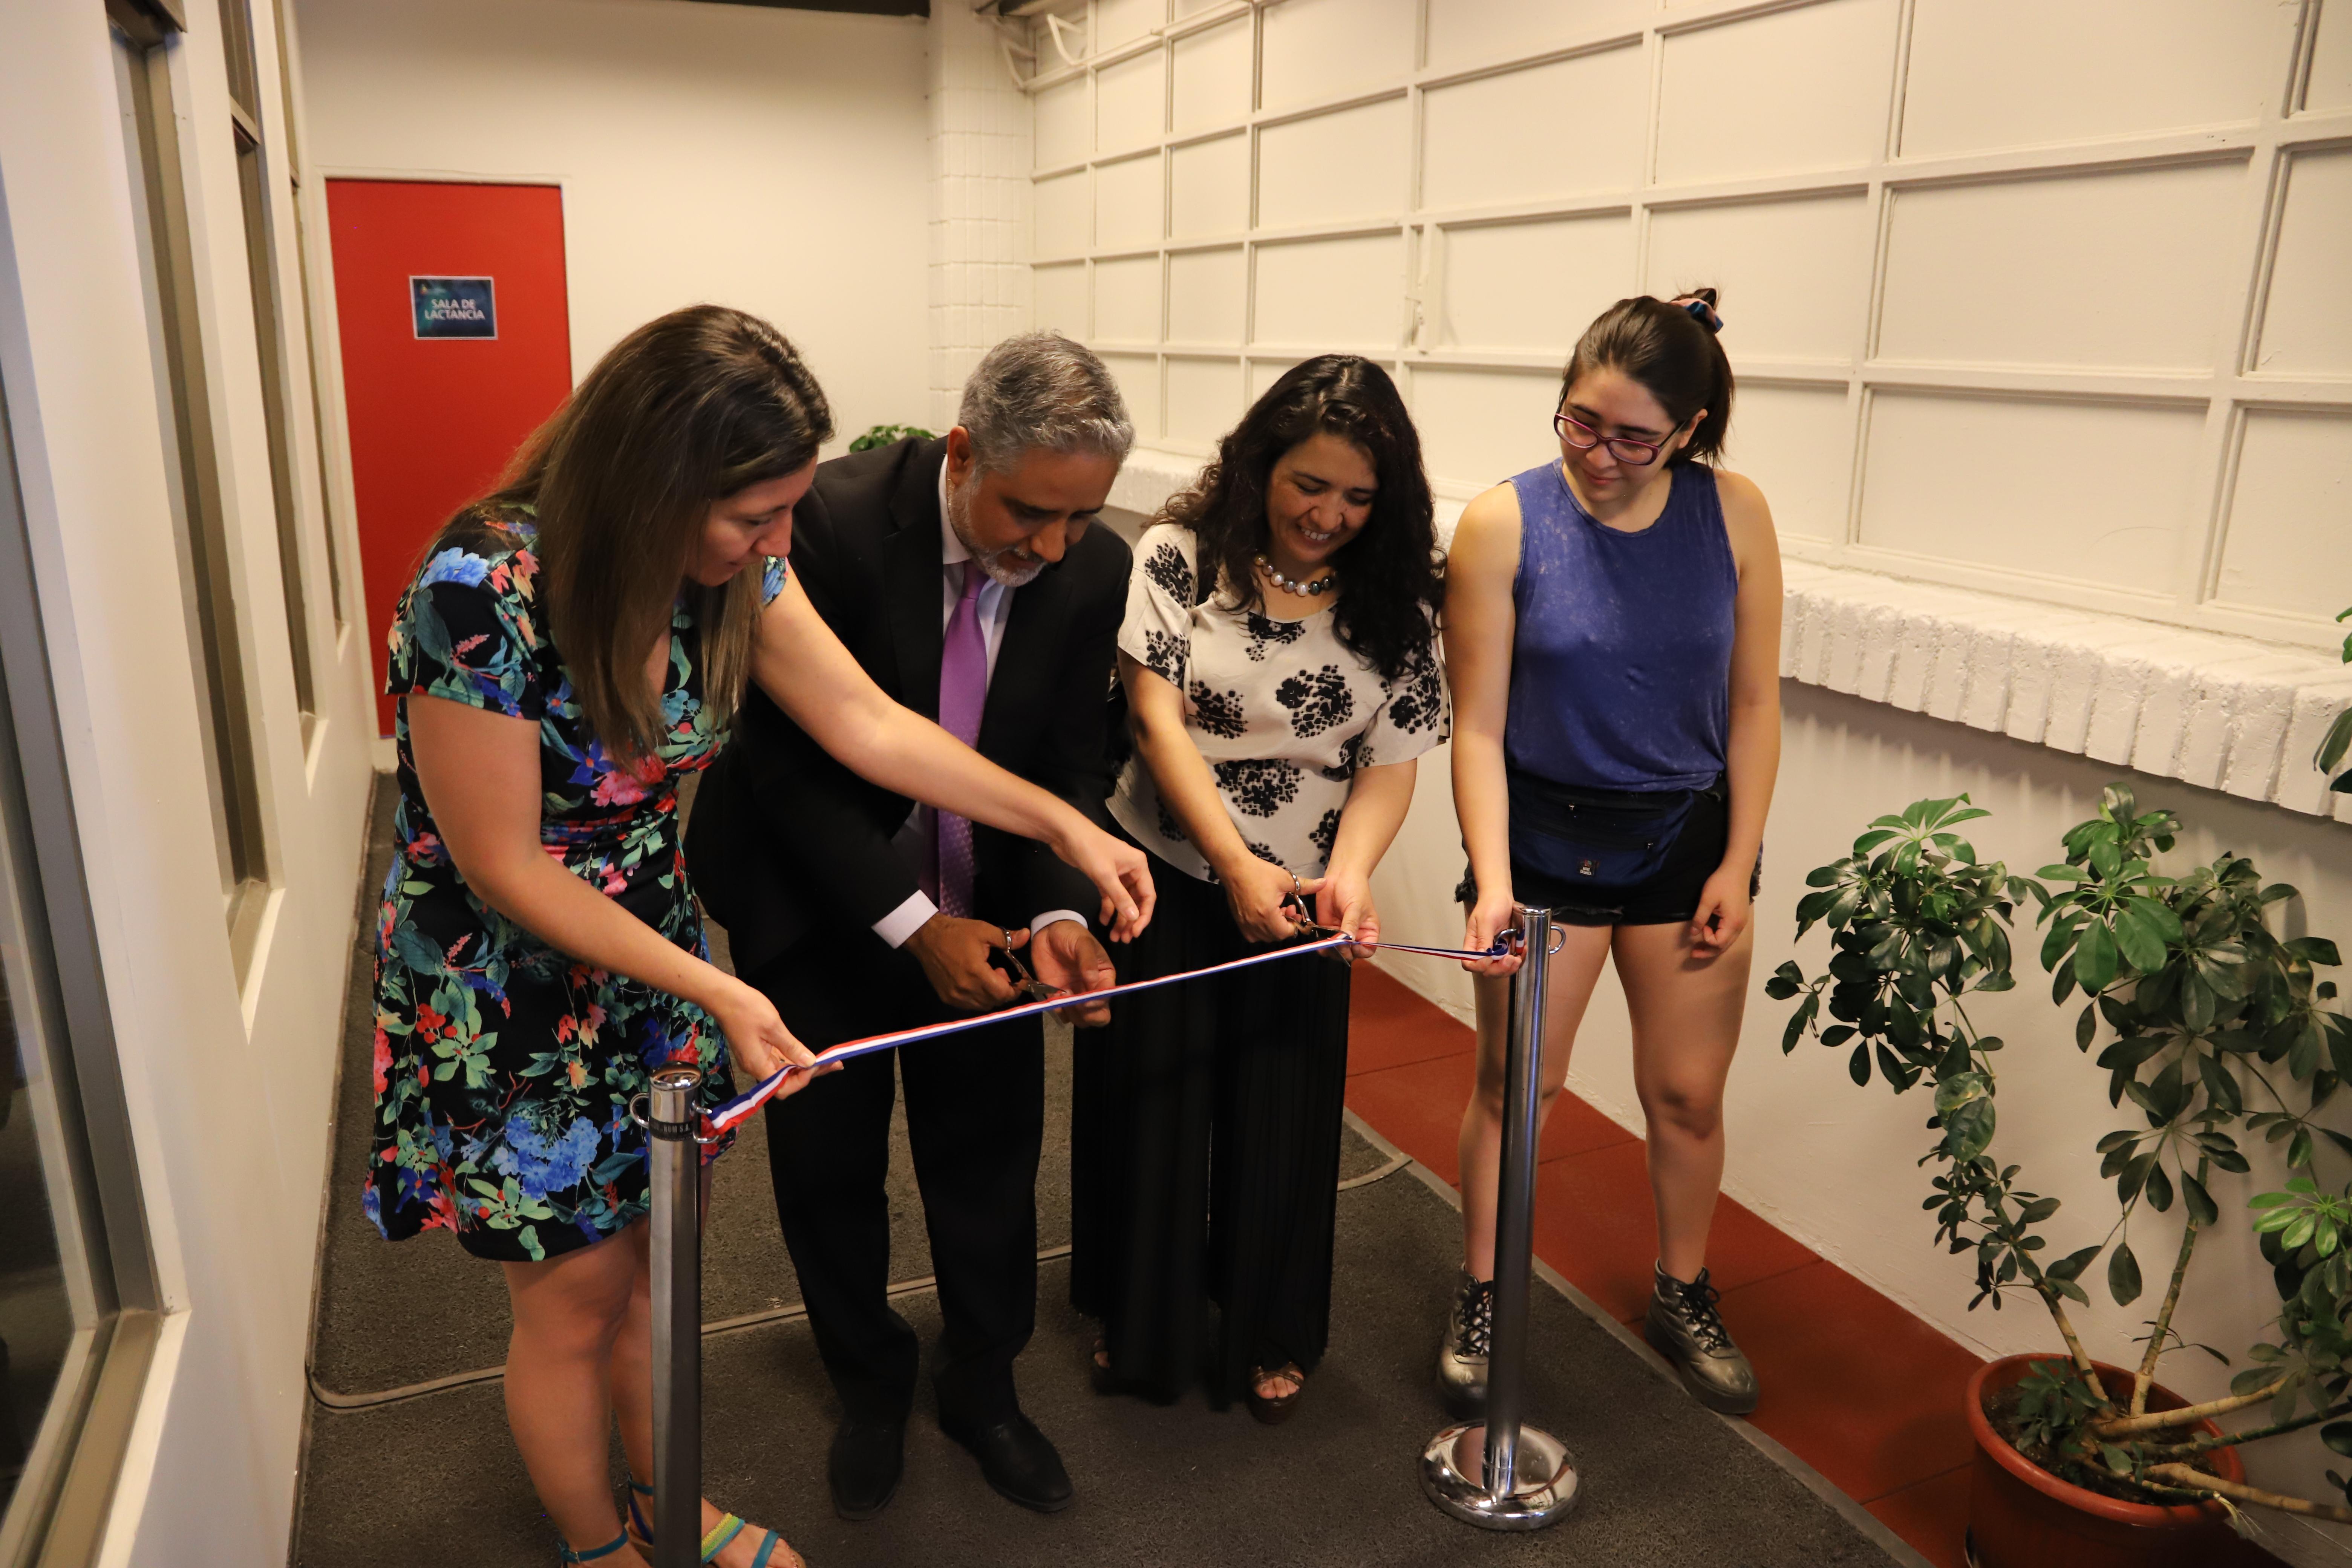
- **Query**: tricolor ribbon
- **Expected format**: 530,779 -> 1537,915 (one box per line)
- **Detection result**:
702,931 -> 1513,1138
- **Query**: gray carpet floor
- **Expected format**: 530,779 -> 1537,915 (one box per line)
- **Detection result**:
295,779 -> 1899,1566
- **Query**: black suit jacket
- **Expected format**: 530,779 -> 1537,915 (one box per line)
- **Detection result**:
688,436 -> 1130,980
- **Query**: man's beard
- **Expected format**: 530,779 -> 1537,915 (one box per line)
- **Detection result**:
948,472 -> 1046,588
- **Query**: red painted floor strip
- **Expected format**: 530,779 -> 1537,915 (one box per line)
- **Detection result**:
1863,1466 -> 1970,1568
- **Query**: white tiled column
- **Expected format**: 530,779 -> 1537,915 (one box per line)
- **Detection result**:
926,3 -> 1032,430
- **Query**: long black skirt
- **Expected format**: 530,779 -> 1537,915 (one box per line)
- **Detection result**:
1070,852 -> 1352,1406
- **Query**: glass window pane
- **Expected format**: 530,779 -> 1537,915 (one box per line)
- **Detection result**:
0,786 -> 87,1535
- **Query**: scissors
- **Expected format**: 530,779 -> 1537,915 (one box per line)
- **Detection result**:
991,933 -> 1065,1004
1279,893 -> 1351,944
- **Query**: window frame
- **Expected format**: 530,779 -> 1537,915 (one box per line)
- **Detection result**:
0,263 -> 164,1568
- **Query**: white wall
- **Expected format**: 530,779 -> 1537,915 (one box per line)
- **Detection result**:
1024,0 -> 2352,659
0,2 -> 380,1563
928,3 -> 1035,430
296,0 -> 935,447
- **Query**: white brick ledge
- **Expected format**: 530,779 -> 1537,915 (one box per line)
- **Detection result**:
1782,563 -> 2352,824
1105,450 -> 2352,824
1107,447 -> 1202,521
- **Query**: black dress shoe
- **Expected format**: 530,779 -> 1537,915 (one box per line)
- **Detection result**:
828,1415 -> 905,1521
942,1412 -> 1073,1513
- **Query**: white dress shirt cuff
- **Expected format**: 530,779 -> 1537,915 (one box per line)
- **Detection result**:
873,891 -> 939,949
1030,910 -> 1088,938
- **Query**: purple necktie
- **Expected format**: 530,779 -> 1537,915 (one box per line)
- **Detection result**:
931,560 -> 988,918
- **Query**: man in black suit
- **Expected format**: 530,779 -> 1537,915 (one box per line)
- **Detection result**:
689,334 -> 1135,1519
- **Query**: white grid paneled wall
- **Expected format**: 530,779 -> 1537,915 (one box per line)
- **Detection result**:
1020,0 -> 2352,654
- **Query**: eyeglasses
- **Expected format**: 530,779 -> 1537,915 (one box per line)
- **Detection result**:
1553,409 -> 1674,466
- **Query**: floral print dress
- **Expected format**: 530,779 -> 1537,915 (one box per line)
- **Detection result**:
365,504 -> 786,1263
1106,521 -> 1449,885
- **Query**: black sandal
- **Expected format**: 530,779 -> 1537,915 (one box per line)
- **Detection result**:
1245,1362 -> 1305,1426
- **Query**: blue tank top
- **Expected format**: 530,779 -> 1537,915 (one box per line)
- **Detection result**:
1503,460 -> 1737,793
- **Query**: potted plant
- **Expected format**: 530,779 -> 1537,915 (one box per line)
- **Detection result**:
847,422 -> 937,452
1767,786 -> 2352,1565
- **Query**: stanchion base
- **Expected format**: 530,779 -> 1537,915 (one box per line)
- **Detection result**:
1419,1422 -> 1579,1530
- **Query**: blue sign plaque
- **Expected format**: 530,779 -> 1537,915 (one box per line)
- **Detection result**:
411,276 -> 497,340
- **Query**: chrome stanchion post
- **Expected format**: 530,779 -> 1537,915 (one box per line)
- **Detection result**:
647,1065 -> 703,1568
1420,902 -> 1579,1530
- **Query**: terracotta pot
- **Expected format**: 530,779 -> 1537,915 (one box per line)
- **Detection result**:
1965,1355 -> 2246,1568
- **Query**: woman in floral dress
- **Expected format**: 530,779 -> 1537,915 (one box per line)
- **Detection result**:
371,306 -> 1152,1567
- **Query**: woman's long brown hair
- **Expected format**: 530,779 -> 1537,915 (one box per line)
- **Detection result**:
474,305 -> 831,766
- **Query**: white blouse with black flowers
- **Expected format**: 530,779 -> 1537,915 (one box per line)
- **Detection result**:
1110,521 -> 1450,884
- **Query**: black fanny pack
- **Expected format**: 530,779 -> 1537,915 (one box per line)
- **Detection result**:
1506,765 -> 1716,890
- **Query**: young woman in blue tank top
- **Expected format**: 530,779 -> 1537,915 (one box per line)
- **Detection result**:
1437,291 -> 1784,1418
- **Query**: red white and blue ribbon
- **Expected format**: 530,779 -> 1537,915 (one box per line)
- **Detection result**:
701,932 -> 1511,1138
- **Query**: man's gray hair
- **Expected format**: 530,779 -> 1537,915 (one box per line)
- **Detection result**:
958,332 -> 1135,475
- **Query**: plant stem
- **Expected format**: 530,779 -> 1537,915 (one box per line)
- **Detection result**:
2035,1285 -> 2110,1403
2132,1153 -> 2207,1418
2144,1463 -> 2352,1524
2141,1401 -> 2352,1461
2092,1378 -> 2290,1438
1974,1178 -> 2110,1402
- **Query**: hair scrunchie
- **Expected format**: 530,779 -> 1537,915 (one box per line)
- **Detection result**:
1669,294 -> 1725,334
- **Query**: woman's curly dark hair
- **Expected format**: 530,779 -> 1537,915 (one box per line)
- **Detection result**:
1162,355 -> 1441,681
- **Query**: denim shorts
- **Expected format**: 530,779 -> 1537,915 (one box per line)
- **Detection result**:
1458,784 -> 1759,927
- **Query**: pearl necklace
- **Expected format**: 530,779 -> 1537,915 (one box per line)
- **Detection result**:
1256,554 -> 1337,597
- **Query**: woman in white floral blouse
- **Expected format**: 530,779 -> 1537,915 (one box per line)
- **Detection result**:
1072,355 -> 1449,1422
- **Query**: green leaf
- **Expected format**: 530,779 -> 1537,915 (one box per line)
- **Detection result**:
2287,937 -> 2343,968
2118,1150 -> 2156,1205
2047,1245 -> 2102,1283
2145,1162 -> 2174,1213
1934,1071 -> 1990,1116
2181,1171 -> 2219,1227
1850,1042 -> 1871,1086
2113,899 -> 2172,973
1943,1098 -> 1998,1164
2108,1240 -> 2143,1305
2197,1051 -> 2245,1116
2317,706 -> 2352,775
1780,993 -> 1817,1054
2075,922 -> 2118,994
2321,1420 -> 2352,1459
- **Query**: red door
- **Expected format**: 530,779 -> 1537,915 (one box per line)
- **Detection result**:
325,180 -> 572,735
